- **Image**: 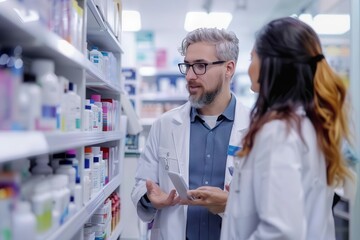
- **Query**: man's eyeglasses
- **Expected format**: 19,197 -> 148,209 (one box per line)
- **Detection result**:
178,61 -> 226,75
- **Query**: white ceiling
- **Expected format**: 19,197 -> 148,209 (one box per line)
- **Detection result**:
121,0 -> 349,35
121,0 -> 350,71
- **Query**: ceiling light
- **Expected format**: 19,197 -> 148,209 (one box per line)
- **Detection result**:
313,14 -> 350,35
184,12 -> 233,32
298,14 -> 350,35
122,10 -> 141,32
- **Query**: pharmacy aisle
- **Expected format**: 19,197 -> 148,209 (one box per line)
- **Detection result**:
0,0 -> 129,240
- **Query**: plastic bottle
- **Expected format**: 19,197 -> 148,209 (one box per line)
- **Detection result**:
84,104 -> 92,131
31,154 -> 53,175
101,151 -> 109,184
92,156 -> 101,196
90,99 -> 99,131
91,94 -> 103,132
31,59 -> 60,131
51,174 -> 70,226
18,73 -> 42,130
92,147 -> 103,187
101,51 -> 110,80
11,201 -> 36,240
9,158 -> 32,182
58,76 -> 69,131
51,152 -> 66,172
66,82 -> 81,131
83,158 -> 92,204
84,224 -> 95,240
74,177 -> 82,210
65,149 -> 79,181
89,46 -> 103,72
31,181 -> 53,236
6,46 -> 23,130
56,160 -> 76,197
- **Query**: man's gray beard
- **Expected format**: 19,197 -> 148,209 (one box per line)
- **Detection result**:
189,85 -> 221,109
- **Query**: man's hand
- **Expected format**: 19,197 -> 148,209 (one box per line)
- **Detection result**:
180,186 -> 228,214
146,179 -> 180,209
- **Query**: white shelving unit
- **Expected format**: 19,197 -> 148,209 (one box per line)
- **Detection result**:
47,174 -> 122,240
0,0 -> 126,239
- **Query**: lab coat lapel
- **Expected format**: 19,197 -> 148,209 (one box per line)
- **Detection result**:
171,102 -> 191,181
224,99 -> 250,186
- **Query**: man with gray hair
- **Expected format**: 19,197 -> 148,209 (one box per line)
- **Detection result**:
131,27 -> 249,240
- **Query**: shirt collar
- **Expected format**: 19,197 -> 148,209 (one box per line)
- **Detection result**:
190,94 -> 236,122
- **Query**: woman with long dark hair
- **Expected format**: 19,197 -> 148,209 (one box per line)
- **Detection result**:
220,17 -> 352,239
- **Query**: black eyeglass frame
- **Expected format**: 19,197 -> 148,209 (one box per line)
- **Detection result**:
177,60 -> 226,75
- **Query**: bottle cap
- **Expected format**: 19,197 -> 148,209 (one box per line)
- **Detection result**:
91,94 -> 101,102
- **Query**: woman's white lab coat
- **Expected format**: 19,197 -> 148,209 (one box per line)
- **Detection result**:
221,112 -> 336,240
131,99 -> 250,240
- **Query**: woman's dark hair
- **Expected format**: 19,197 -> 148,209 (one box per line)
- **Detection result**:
238,17 -> 350,186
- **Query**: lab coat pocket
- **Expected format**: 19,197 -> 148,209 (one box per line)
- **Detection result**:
158,147 -> 179,173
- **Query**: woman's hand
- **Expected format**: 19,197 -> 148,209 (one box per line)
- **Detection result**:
180,186 -> 229,214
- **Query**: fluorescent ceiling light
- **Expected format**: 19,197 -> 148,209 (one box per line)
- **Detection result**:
184,12 -> 233,31
298,14 -> 350,35
313,14 -> 350,35
122,10 -> 141,32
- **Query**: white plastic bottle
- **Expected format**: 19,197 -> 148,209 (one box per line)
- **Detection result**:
23,73 -> 41,130
89,46 -> 103,72
56,160 -> 76,197
83,158 -> 92,204
74,177 -> 82,210
90,99 -> 99,131
66,82 -> 81,132
31,154 -> 53,175
84,104 -> 92,131
65,149 -> 79,181
51,174 -> 70,226
11,201 -> 36,240
92,156 -> 101,196
17,73 -> 41,130
31,181 -> 53,236
31,59 -> 60,131
91,94 -> 103,132
92,147 -> 103,187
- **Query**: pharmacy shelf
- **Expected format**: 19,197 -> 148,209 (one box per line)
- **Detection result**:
46,131 -> 124,152
0,131 -> 123,163
0,0 -> 86,68
87,0 -> 123,54
48,174 -> 122,240
86,60 -> 122,93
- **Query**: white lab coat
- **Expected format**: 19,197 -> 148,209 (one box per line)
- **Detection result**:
221,111 -> 336,240
131,98 -> 250,240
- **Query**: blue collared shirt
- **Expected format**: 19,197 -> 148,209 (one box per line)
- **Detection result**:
186,95 -> 236,240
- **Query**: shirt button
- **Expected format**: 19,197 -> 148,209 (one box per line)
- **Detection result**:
207,154 -> 210,158
205,181 -> 209,184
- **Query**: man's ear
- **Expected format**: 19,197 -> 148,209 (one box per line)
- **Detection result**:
225,60 -> 236,79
